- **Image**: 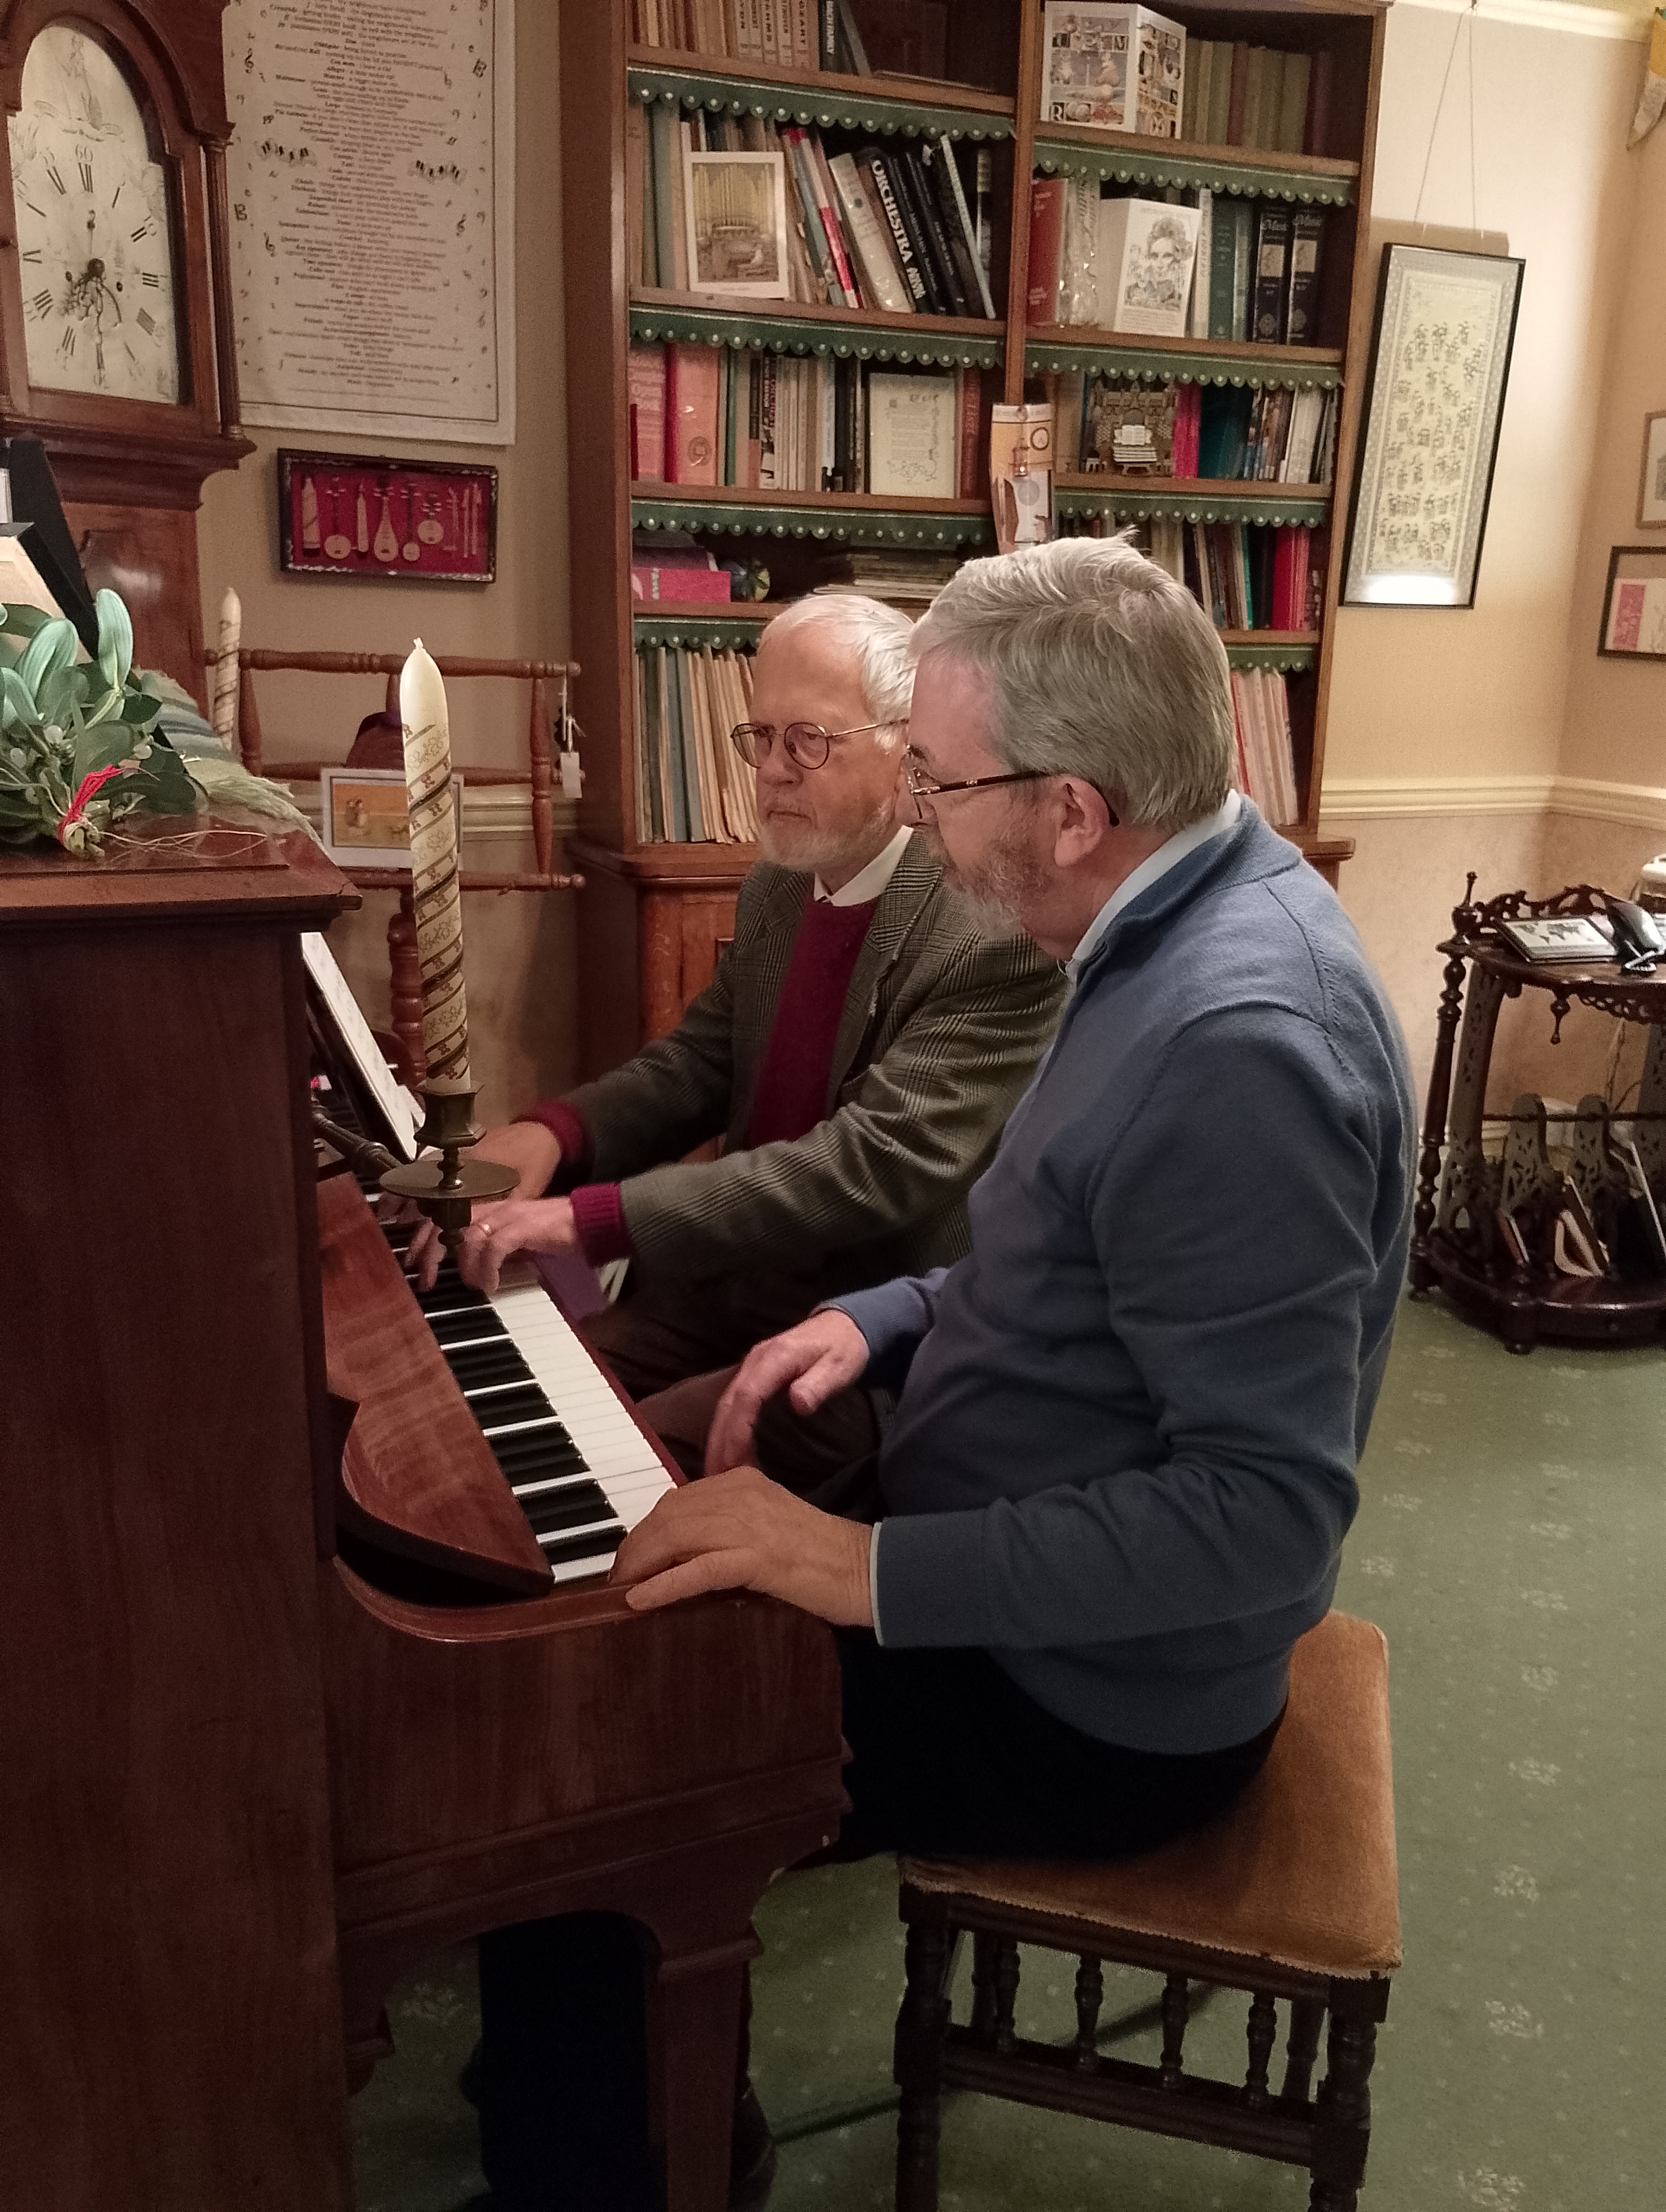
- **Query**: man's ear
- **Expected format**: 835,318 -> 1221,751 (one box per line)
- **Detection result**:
1051,775 -> 1119,865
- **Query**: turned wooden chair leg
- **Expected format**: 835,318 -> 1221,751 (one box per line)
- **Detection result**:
1308,1983 -> 1386,2212
894,1894 -> 954,2212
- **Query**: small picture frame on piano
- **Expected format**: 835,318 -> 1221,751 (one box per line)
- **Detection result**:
319,767 -> 464,872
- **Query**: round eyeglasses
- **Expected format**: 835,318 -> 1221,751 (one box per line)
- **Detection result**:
729,720 -> 891,771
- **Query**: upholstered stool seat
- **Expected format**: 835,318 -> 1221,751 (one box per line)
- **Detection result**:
893,1610 -> 1400,2212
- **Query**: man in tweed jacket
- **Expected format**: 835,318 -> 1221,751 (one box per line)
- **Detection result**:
419,595 -> 1064,1489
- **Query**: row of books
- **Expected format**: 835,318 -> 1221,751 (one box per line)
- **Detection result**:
1038,7 -> 1333,156
631,342 -> 985,495
1227,667 -> 1302,827
1028,180 -> 1326,346
1047,375 -> 1337,485
1178,40 -> 1329,156
630,0 -> 869,70
633,98 -> 997,317
1129,515 -> 1318,633
634,642 -> 761,844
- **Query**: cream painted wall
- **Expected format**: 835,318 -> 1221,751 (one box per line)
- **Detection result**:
194,3 -> 578,1126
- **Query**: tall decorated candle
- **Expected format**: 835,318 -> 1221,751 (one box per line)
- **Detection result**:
399,638 -> 470,1082
210,584 -> 240,750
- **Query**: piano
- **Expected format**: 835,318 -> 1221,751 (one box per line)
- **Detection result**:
0,826 -> 846,2212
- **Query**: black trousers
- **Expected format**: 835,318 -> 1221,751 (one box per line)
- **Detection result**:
477,1634 -> 1279,2210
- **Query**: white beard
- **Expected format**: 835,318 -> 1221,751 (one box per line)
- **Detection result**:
757,797 -> 898,881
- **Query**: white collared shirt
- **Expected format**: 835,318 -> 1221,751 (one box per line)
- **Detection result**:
814,823 -> 913,906
1064,789 -> 1242,984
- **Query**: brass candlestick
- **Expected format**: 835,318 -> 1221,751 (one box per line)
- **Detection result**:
378,1076 -> 517,1258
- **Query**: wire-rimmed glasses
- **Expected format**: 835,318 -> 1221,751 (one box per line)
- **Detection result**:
728,719 -> 891,770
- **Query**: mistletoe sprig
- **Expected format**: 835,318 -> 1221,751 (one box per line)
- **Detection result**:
0,591 -> 200,854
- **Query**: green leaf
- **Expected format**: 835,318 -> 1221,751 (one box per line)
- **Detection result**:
35,665 -> 85,730
94,589 -> 134,690
0,667 -> 35,730
72,724 -> 136,789
0,603 -> 52,640
17,618 -> 78,696
119,691 -> 163,727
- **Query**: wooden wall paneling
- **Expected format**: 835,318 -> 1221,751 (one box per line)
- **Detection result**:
67,500 -> 208,702
0,859 -> 357,2209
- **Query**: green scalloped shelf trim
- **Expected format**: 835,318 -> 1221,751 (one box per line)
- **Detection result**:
632,610 -> 768,648
629,66 -> 1013,141
628,301 -> 1002,368
1223,641 -> 1316,673
1025,338 -> 1341,390
631,496 -> 995,547
1033,134 -> 1354,207
1055,483 -> 1331,526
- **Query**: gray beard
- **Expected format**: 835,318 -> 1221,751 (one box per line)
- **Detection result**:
757,800 -> 898,882
918,821 -> 1039,942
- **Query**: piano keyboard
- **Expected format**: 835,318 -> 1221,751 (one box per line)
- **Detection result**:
385,1224 -> 675,1585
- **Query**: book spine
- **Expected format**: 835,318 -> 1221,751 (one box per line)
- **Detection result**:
781,128 -> 841,303
875,147 -> 946,312
818,0 -> 837,68
1252,207 -> 1291,344
974,147 -> 995,286
759,353 -> 778,485
627,343 -> 667,481
1278,53 -> 1311,155
649,105 -> 678,292
805,133 -> 862,305
898,146 -> 962,314
1180,34 -> 1199,141
936,135 -> 997,318
670,119 -> 691,288
1027,177 -> 1067,323
957,366 -> 982,497
1284,207 -> 1324,345
1207,201 -> 1236,342
1305,48 -> 1334,156
919,140 -> 977,318
1229,201 -> 1252,342
791,0 -> 813,69
835,0 -> 869,73
1189,187 -> 1212,339
819,357 -> 837,490
861,147 -> 931,310
1172,380 -> 1200,479
675,650 -> 707,841
665,342 -> 720,484
830,153 -> 912,313
1226,41 -> 1248,145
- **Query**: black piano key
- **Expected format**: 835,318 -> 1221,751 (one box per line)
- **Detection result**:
486,1418 -> 582,1462
490,1436 -> 589,1484
428,1310 -> 511,1352
519,1484 -> 615,1536
537,1523 -> 627,1566
444,1340 -> 536,1387
473,1385 -> 563,1433
414,1281 -> 491,1318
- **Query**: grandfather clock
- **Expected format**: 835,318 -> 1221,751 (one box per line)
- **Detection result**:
0,0 -> 248,699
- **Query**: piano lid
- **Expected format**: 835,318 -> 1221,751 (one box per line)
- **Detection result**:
319,1174 -> 555,1599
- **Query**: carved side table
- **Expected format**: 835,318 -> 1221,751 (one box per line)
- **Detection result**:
1408,879 -> 1666,1351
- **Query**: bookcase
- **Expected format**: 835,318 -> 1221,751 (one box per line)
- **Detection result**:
558,0 -> 1388,1077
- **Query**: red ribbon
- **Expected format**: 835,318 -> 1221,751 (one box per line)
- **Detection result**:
55,763 -> 124,845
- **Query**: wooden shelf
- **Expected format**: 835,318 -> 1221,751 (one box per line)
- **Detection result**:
629,291 -> 1003,368
1026,325 -> 1343,389
1055,475 -> 1331,525
627,51 -> 1014,138
631,484 -> 995,547
1033,123 -> 1357,206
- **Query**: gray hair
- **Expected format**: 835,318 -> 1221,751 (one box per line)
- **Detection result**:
909,536 -> 1234,828
763,593 -> 914,738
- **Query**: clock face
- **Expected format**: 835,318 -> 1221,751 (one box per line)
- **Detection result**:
7,26 -> 183,404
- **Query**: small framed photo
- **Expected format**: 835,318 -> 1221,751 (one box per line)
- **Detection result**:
1598,544 -> 1666,658
277,451 -> 496,582
683,150 -> 789,298
318,768 -> 464,870
1638,413 -> 1666,527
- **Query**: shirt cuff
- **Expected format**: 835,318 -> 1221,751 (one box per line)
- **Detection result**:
568,1181 -> 635,1265
514,1099 -> 592,1186
868,1521 -> 885,1645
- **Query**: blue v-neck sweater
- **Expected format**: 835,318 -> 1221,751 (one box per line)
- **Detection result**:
832,805 -> 1415,1755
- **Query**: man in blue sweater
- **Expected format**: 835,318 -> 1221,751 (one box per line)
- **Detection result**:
478,538 -> 1414,2212
615,532 -> 1416,1859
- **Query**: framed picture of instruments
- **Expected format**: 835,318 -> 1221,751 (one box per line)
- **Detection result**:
276,450 -> 497,582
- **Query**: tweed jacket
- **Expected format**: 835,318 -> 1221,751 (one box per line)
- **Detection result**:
560,838 -> 1065,1311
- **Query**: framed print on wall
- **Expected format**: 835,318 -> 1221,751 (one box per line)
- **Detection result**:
318,767 -> 465,869
1637,413 -> 1666,527
1341,245 -> 1524,609
1598,545 -> 1666,658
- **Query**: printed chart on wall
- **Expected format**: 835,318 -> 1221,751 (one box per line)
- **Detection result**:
221,0 -> 515,444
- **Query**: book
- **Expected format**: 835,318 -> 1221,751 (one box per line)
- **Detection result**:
1229,199 -> 1253,339
1278,52 -> 1312,153
900,145 -> 967,316
1189,187 -> 1213,338
1207,200 -> 1239,340
1183,38 -> 1212,139
829,152 -> 913,313
803,132 -> 863,305
867,371 -> 958,498
780,129 -> 840,303
956,367 -> 984,498
1098,197 -> 1200,339
1284,207 -> 1324,345
665,343 -> 721,483
1051,368 -> 1086,472
1252,205 -> 1291,343
861,146 -> 932,311
649,103 -> 680,289
1040,4 -> 1186,138
632,562 -> 732,603
1207,41 -> 1233,143
1226,41 -> 1249,143
1305,48 -> 1334,156
932,134 -> 998,318
835,0 -> 869,72
1170,381 -> 1200,477
627,344 -> 668,481
1496,916 -> 1617,963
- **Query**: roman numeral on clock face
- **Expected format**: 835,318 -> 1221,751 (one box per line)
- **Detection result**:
130,219 -> 153,242
57,326 -> 74,359
45,159 -> 66,194
141,271 -> 160,287
79,158 -> 93,194
136,307 -> 156,337
30,288 -> 53,318
21,248 -> 41,264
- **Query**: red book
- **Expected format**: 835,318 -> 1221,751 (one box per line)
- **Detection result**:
1171,383 -> 1201,479
627,343 -> 667,482
665,343 -> 721,485
1227,43 -> 1250,146
631,564 -> 732,603
1026,178 -> 1067,323
956,367 -> 982,498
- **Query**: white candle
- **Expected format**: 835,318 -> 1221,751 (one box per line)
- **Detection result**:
399,638 -> 469,1082
210,585 -> 240,751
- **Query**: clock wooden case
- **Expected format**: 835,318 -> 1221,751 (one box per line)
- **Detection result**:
0,0 -> 249,698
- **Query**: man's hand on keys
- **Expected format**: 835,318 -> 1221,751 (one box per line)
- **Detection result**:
402,1120 -> 562,1290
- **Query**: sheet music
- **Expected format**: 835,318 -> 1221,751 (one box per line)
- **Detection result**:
302,933 -> 419,1160
221,0 -> 515,445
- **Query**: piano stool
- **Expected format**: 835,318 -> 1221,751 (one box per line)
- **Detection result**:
890,1610 -> 1400,2212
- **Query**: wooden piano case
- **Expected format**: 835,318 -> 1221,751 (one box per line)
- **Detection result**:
0,826 -> 845,2211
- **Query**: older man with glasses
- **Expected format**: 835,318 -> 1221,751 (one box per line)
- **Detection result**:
413,591 -> 1066,1497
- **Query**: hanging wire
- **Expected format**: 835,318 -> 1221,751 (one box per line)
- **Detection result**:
1413,0 -> 1483,230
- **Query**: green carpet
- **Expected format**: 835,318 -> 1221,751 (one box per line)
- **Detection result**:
349,1292 -> 1664,2211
